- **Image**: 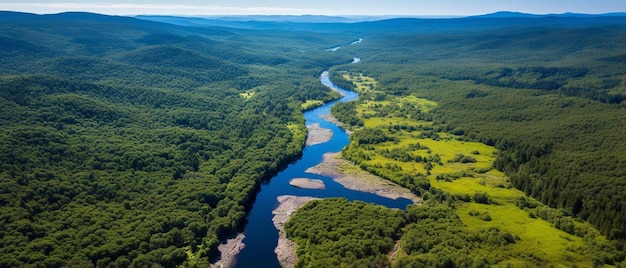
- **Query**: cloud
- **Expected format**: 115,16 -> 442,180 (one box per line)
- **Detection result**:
0,2 -> 313,15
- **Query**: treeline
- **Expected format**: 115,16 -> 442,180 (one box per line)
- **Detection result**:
328,70 -> 356,91
331,101 -> 364,127
444,66 -> 625,103
396,200 -> 519,267
0,12 -> 354,267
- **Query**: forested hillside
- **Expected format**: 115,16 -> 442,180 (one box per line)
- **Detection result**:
321,15 -> 625,266
340,21 -> 626,239
0,12 -> 352,267
2,10 -> 625,267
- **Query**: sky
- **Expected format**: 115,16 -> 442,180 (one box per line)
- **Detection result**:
0,0 -> 625,16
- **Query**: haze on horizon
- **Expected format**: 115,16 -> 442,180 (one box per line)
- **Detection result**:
0,0 -> 625,16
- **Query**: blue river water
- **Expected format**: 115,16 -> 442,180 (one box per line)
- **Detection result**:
233,71 -> 413,268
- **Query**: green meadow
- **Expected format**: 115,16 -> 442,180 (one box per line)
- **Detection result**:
338,72 -> 617,267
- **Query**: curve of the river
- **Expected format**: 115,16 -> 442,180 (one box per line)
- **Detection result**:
233,71 -> 412,268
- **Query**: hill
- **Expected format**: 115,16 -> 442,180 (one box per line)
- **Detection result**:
1,10 -> 625,267
0,11 -> 351,267
325,12 -> 625,266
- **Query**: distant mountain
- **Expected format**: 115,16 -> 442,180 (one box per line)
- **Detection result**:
136,15 -> 398,25
353,12 -> 626,34
196,15 -> 362,23
475,11 -> 626,18
135,12 -> 626,34
471,11 -> 544,18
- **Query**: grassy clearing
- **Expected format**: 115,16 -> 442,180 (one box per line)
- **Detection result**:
239,90 -> 255,99
301,99 -> 324,110
286,122 -> 306,144
397,95 -> 438,111
360,116 -> 432,129
457,202 -> 591,266
343,72 -> 378,92
341,72 -> 615,267
419,138 -> 495,171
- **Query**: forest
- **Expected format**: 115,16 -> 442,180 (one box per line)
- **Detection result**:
322,15 -> 625,267
336,22 -> 626,240
0,11 -> 351,267
1,10 -> 625,267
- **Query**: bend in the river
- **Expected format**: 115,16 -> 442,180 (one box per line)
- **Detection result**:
233,68 -> 412,268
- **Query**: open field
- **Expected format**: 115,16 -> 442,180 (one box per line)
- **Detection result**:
338,72 -> 617,266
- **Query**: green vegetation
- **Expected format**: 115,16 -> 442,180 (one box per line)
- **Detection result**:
284,198 -> 405,267
0,12 -> 352,267
397,201 -> 519,267
2,10 -> 625,268
334,17 -> 626,241
326,47 -> 625,265
300,99 -> 325,110
358,30 -> 625,241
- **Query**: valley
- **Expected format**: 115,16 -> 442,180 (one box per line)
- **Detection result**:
0,10 -> 624,267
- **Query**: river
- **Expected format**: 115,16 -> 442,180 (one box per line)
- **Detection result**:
233,71 -> 413,268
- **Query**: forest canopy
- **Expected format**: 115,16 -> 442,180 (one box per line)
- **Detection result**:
322,15 -> 625,267
1,10 -> 625,268
0,11 -> 350,267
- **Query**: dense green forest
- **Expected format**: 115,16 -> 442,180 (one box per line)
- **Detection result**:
335,23 -> 626,240
0,12 -> 351,267
2,10 -> 626,267
321,15 -> 626,266
285,198 -> 406,267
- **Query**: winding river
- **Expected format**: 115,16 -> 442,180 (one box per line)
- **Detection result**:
233,70 -> 413,267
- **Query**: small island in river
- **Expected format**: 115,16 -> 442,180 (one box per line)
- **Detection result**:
307,152 -> 421,203
305,123 -> 333,146
289,178 -> 325,189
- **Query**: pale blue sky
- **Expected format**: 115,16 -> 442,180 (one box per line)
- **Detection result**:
0,0 -> 625,16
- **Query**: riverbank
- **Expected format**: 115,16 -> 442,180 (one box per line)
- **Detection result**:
306,152 -> 421,203
232,66 -> 406,267
321,71 -> 346,97
271,153 -> 419,268
319,114 -> 352,134
211,233 -> 246,268
273,195 -> 320,268
306,123 -> 333,146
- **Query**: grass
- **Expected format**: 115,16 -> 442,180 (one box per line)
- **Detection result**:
239,90 -> 255,99
418,138 -> 495,171
301,99 -> 324,110
343,72 -> 378,92
457,202 -> 591,266
340,72 -> 614,267
360,116 -> 431,129
286,122 -> 306,143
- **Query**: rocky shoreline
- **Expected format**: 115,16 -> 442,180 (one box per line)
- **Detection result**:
272,196 -> 320,268
211,233 -> 246,268
320,114 -> 352,134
